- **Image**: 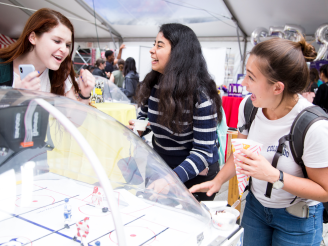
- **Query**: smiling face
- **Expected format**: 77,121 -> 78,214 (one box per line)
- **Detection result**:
242,55 -> 284,108
29,23 -> 72,71
150,32 -> 171,74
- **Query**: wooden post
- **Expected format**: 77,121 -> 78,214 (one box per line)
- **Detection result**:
227,131 -> 241,213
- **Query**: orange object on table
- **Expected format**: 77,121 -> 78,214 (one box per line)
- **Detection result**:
222,96 -> 243,128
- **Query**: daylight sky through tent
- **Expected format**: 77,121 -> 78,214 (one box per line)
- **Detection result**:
84,0 -> 233,27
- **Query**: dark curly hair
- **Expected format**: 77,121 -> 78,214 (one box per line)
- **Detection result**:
136,23 -> 222,134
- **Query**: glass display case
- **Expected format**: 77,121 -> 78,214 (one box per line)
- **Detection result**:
92,76 -> 130,104
0,88 -> 241,246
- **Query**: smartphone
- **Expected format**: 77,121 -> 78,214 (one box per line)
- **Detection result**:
19,64 -> 35,80
285,201 -> 309,218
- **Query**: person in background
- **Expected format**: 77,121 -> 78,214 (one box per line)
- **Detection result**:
128,23 -> 223,201
309,68 -> 319,93
0,8 -> 95,104
104,44 -> 125,73
121,57 -> 139,103
317,66 -> 324,87
301,68 -> 319,103
86,65 -> 95,74
92,58 -> 110,78
110,59 -> 124,88
190,37 -> 328,246
313,64 -> 328,111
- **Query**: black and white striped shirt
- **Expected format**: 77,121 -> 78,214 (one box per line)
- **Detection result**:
137,84 -> 219,183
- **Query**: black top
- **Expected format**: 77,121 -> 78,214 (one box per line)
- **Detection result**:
309,82 -> 318,93
313,83 -> 328,112
105,61 -> 114,73
92,68 -> 107,78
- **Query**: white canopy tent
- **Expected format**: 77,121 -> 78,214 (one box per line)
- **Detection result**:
0,0 -> 326,83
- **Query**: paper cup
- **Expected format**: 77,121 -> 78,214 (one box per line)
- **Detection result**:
134,119 -> 149,131
231,139 -> 263,198
211,207 -> 240,231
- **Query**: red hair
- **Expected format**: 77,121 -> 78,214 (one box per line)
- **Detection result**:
0,8 -> 79,95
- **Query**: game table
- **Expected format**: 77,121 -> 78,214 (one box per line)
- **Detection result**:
0,88 -> 243,246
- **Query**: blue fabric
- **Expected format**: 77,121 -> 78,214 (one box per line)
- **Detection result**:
241,191 -> 323,246
138,85 -> 219,183
216,107 -> 228,167
317,80 -> 324,87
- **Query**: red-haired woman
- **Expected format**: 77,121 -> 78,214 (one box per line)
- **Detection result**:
0,8 -> 95,103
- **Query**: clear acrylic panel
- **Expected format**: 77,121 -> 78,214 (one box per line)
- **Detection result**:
0,88 -> 212,246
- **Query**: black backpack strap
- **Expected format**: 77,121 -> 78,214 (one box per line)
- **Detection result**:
238,96 -> 258,133
289,106 -> 328,177
265,134 -> 293,198
0,59 -> 14,86
265,105 -> 328,199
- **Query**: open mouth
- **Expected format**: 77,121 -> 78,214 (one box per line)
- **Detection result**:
251,94 -> 256,101
52,55 -> 63,62
151,58 -> 158,64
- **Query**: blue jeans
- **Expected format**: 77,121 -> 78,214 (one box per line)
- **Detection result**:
241,191 -> 324,246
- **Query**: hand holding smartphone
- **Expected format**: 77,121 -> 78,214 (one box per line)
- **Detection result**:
15,64 -> 41,91
19,64 -> 35,80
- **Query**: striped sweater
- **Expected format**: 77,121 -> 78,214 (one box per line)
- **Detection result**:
137,84 -> 219,183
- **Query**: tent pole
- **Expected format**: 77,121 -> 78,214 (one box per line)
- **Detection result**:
242,38 -> 248,75
222,0 -> 248,74
8,0 -> 34,16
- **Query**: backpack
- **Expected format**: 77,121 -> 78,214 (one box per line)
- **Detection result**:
239,96 -> 328,223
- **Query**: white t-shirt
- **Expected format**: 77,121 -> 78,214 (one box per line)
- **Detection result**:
13,68 -> 72,94
237,95 -> 328,208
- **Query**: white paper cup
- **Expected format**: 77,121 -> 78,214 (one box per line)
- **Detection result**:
231,139 -> 263,198
211,207 -> 240,231
134,119 -> 149,131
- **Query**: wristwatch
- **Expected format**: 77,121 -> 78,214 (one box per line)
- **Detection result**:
273,170 -> 284,190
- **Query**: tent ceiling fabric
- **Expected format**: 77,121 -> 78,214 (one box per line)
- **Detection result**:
226,0 -> 328,36
0,0 -> 326,40
83,0 -> 236,37
0,0 -> 237,39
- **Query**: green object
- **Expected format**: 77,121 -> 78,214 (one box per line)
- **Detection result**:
217,107 -> 228,167
112,70 -> 124,88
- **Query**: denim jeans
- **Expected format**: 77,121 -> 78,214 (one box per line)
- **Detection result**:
241,191 -> 324,246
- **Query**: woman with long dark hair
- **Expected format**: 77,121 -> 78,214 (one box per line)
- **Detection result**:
121,57 -> 139,103
128,23 -> 223,201
191,38 -> 328,245
0,8 -> 95,103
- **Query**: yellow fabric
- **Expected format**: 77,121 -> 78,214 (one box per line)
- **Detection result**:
94,103 -> 136,125
47,112 -> 134,187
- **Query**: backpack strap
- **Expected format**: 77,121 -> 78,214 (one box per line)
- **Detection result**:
238,96 -> 258,133
264,105 -> 328,199
265,134 -> 293,198
0,59 -> 14,86
289,105 -> 328,177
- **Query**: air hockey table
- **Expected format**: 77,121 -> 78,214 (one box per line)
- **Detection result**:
0,88 -> 243,246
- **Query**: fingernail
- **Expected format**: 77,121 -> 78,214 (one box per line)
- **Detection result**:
38,71 -> 40,74
80,76 -> 82,78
